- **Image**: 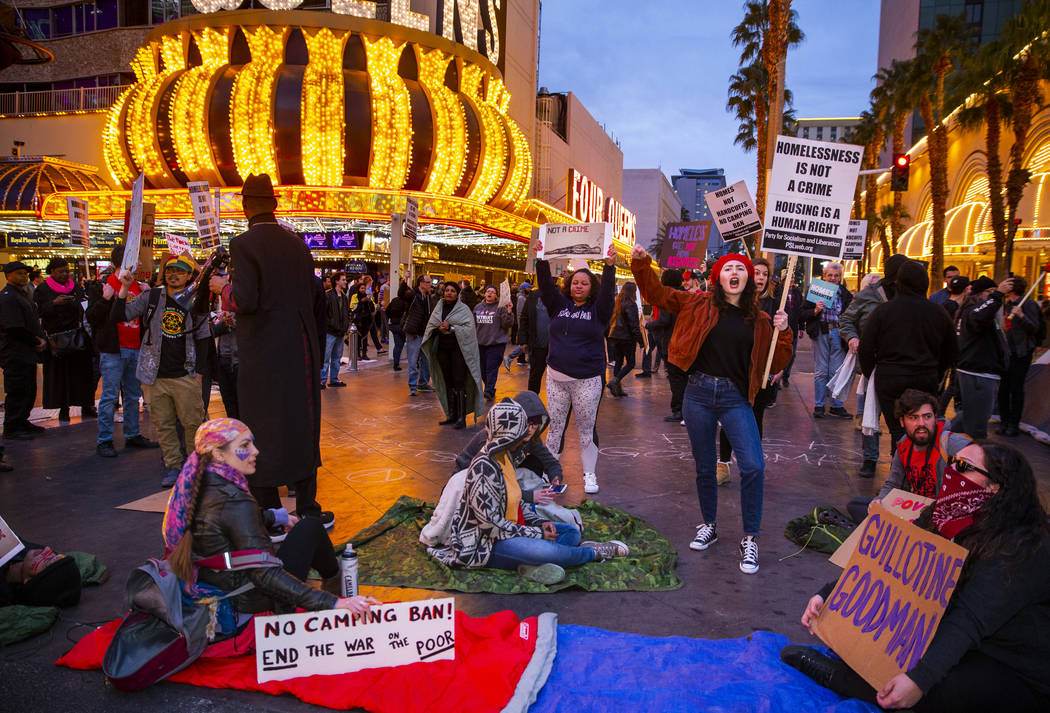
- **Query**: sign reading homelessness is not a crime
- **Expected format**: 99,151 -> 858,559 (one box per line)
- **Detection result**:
811,503 -> 968,691
761,135 -> 863,259
254,598 -> 456,683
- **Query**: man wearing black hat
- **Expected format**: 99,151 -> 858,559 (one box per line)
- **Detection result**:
950,275 -> 1014,439
928,265 -> 960,306
840,254 -> 908,477
0,261 -> 46,455
859,259 -> 957,449
212,174 -> 333,529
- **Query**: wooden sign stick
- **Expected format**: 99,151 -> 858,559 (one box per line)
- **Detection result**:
1006,264 -> 1048,321
761,253 -> 797,385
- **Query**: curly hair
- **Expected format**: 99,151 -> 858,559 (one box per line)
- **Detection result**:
893,388 -> 938,420
752,258 -> 774,301
710,273 -> 759,323
560,268 -> 601,305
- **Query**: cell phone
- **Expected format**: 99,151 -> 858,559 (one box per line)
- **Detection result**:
550,484 -> 568,495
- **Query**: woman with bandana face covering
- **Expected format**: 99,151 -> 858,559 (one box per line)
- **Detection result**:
631,245 -> 793,575
163,418 -> 378,619
782,442 -> 1050,712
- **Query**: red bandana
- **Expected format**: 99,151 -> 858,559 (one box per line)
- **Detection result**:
931,465 -> 994,540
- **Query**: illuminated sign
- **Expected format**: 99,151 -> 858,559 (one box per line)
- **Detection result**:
567,169 -> 636,245
299,231 -> 362,250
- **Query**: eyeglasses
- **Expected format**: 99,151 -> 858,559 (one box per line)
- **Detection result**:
949,456 -> 992,479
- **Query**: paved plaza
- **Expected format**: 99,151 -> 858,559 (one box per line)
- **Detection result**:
2,340 -> 1048,711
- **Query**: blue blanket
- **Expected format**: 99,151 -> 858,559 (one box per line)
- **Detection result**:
530,626 -> 879,713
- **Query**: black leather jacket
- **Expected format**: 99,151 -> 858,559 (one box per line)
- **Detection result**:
191,473 -> 336,613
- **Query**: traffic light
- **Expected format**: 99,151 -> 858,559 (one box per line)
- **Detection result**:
891,153 -> 910,192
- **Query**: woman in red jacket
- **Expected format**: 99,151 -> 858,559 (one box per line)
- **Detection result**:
630,245 -> 792,574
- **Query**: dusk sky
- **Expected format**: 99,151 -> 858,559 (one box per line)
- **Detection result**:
537,0 -> 883,196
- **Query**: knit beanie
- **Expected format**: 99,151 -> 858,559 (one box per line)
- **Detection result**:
710,254 -> 755,286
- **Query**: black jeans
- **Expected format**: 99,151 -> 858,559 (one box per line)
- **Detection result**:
3,359 -> 37,432
252,473 -> 321,518
668,363 -> 687,415
216,356 -> 239,419
610,339 -> 636,382
874,367 -> 938,450
276,517 -> 338,580
998,353 -> 1032,427
527,345 -> 548,394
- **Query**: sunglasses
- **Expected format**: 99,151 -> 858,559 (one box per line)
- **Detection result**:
949,455 -> 992,479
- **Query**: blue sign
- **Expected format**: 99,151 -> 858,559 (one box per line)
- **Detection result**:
299,231 -> 361,250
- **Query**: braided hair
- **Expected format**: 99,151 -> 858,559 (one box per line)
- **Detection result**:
167,453 -> 213,582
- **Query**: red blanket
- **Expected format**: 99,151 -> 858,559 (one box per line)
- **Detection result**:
57,610 -> 552,712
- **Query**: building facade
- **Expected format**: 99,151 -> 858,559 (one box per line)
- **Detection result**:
622,169 -> 682,254
791,117 -> 860,144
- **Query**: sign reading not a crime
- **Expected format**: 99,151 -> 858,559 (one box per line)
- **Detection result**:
254,598 -> 456,683
842,220 -> 867,262
761,135 -> 863,259
704,181 -> 762,242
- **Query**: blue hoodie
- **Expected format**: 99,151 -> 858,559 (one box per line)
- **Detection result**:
536,260 -> 616,379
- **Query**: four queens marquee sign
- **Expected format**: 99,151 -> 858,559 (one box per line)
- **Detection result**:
567,169 -> 637,246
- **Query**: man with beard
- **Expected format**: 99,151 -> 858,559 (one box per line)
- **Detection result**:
212,174 -> 332,530
844,389 -> 970,523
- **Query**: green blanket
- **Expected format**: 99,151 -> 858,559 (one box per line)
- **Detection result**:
347,496 -> 683,594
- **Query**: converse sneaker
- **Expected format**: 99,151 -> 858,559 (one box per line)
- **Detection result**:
690,523 -> 717,551
716,460 -> 731,486
517,563 -> 565,585
582,540 -> 629,562
739,535 -> 759,574
583,472 -> 599,494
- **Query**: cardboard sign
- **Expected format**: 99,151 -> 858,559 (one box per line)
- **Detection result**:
121,173 -> 146,273
66,197 -> 90,249
405,196 -> 419,241
254,598 -> 456,683
498,278 -> 511,309
704,181 -> 761,242
761,135 -> 863,259
805,278 -> 840,307
537,222 -> 613,261
139,203 -> 155,272
842,219 -> 866,262
830,490 -> 935,568
812,503 -> 968,691
658,221 -> 711,270
188,181 -> 221,250
0,514 -> 25,568
165,233 -> 193,256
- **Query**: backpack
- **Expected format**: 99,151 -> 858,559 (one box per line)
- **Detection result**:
102,550 -> 280,691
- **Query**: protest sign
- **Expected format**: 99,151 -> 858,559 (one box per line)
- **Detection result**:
405,196 -> 419,241
658,221 -> 711,270
254,598 -> 456,683
165,233 -> 193,256
812,502 -> 967,691
139,202 -> 155,271
66,198 -> 89,249
0,514 -> 25,568
188,181 -> 221,250
121,174 -> 145,274
537,222 -> 613,261
761,135 -> 863,259
805,278 -> 840,307
829,490 -> 935,568
498,278 -> 511,309
704,181 -> 761,242
842,220 -> 866,262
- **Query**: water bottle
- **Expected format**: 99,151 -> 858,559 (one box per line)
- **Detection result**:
340,544 -> 359,598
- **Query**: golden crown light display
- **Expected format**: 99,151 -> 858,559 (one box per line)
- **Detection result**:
102,10 -> 533,216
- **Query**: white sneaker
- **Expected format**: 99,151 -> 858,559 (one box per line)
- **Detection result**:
583,472 -> 599,494
690,523 -> 718,551
739,536 -> 759,574
582,539 -> 629,561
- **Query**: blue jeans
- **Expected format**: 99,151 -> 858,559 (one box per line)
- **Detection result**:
98,348 -> 142,444
406,334 -> 430,389
390,328 -> 406,368
320,333 -> 344,384
487,523 -> 596,569
682,372 -> 764,536
478,343 -> 505,396
813,328 -> 845,409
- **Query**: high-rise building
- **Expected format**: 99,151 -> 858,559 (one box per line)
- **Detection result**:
622,169 -> 682,254
791,118 -> 860,144
670,168 -> 726,249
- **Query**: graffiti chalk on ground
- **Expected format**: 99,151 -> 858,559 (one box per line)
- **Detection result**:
346,468 -> 408,485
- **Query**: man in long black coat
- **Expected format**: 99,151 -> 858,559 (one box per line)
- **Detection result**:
215,174 -> 332,526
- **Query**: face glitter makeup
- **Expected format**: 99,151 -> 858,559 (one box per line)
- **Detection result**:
235,448 -> 251,461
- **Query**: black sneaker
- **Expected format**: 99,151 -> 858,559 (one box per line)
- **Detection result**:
739,536 -> 759,574
96,441 -> 118,458
635,372 -> 652,379
813,408 -> 826,419
21,422 -> 45,434
780,645 -> 845,689
268,525 -> 288,544
298,510 -> 336,530
664,412 -> 683,422
858,459 -> 876,478
329,381 -> 347,387
125,435 -> 159,449
690,523 -> 718,551
828,406 -> 851,419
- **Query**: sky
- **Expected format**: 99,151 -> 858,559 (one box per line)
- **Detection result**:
536,0 -> 882,196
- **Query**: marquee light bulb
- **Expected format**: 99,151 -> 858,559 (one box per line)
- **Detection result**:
257,0 -> 304,9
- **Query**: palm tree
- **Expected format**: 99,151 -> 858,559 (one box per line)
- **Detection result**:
869,203 -> 912,267
953,40 -> 1010,276
847,108 -> 886,272
913,12 -> 973,286
873,58 -> 921,241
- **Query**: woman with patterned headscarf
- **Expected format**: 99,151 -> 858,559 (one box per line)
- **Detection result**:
426,399 -> 629,585
163,418 -> 377,619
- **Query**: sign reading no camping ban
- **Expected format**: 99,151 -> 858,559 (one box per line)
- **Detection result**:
703,181 -> 761,242
761,136 -> 863,259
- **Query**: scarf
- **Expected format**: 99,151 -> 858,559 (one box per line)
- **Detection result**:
497,453 -> 523,523
162,457 -> 249,556
931,465 -> 995,540
45,276 -> 75,294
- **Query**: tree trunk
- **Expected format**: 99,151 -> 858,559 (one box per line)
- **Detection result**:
891,113 -> 907,241
755,99 -> 768,225
984,94 -> 1007,279
1005,53 -> 1039,275
921,93 -> 947,291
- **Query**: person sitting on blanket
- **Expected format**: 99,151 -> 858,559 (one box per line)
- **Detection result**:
782,442 -> 1050,712
453,390 -> 582,531
1,542 -> 82,608
844,389 -> 970,524
427,399 -> 629,585
164,418 -> 378,621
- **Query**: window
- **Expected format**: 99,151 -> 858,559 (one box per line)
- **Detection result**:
802,127 -> 809,138
52,5 -> 75,37
830,126 -> 838,140
95,0 -> 118,29
816,127 -> 823,140
23,9 -> 50,40
965,0 -> 983,27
